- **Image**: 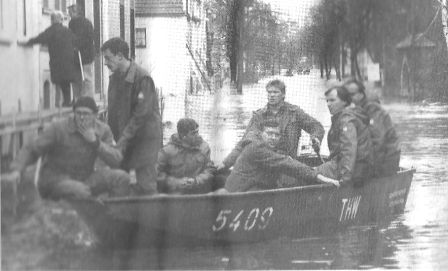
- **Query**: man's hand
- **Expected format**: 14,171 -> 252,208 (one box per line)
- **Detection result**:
311,137 -> 321,152
316,174 -> 340,188
179,177 -> 196,189
77,121 -> 97,144
216,161 -> 228,171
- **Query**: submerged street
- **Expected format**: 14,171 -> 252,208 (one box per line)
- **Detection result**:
3,71 -> 448,270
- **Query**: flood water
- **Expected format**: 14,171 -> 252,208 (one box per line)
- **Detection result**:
2,72 -> 448,270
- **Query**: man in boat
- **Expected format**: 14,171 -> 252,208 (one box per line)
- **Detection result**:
218,79 -> 324,173
225,121 -> 339,192
157,118 -> 216,194
10,97 -> 131,200
315,86 -> 373,186
344,79 -> 400,177
101,37 -> 162,195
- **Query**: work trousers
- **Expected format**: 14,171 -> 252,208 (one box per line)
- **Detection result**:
38,168 -> 131,200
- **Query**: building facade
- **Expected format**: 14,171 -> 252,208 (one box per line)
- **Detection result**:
135,0 -> 208,136
0,0 -> 135,116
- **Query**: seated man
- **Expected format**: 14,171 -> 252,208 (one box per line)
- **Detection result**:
157,118 -> 216,194
10,97 -> 131,200
225,121 -> 338,193
218,79 -> 324,170
316,86 -> 373,185
344,79 -> 400,177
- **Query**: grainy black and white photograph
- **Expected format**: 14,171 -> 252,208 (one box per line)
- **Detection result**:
1,0 -> 447,270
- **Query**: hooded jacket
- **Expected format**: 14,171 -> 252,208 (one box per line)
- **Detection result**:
323,106 -> 373,183
360,98 -> 400,177
157,134 -> 216,194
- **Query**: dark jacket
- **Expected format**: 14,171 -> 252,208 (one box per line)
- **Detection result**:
360,99 -> 400,176
245,101 -> 324,158
28,23 -> 78,84
324,107 -> 373,183
11,117 -> 122,189
107,61 -> 162,169
157,134 -> 216,194
225,140 -> 317,192
69,16 -> 95,65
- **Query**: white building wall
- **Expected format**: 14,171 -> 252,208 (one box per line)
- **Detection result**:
135,16 -> 188,137
0,0 -> 41,115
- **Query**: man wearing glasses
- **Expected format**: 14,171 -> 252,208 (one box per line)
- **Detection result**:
10,97 -> 130,200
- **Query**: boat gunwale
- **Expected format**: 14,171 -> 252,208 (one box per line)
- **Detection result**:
102,168 -> 416,204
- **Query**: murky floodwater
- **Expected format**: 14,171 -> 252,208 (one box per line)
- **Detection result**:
2,72 -> 448,270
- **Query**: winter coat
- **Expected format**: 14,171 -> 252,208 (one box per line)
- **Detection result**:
317,107 -> 373,183
360,99 -> 400,177
157,134 -> 216,194
245,101 -> 325,158
107,61 -> 162,170
69,16 -> 95,65
225,140 -> 317,192
27,23 -> 79,84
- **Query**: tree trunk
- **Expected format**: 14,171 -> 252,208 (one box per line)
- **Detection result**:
441,1 -> 448,51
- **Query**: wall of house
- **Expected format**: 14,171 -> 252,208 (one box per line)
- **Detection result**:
0,0 -> 41,115
135,16 -> 188,136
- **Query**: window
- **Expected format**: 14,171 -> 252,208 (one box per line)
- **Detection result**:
17,0 -> 28,39
135,28 -> 146,48
42,0 -> 48,9
61,0 -> 66,13
55,0 -> 59,10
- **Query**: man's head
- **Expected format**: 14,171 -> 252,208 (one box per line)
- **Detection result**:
325,86 -> 351,115
260,121 -> 281,148
51,11 -> 64,25
73,96 -> 98,128
266,80 -> 286,106
344,79 -> 366,106
68,3 -> 82,18
177,118 -> 201,145
101,38 -> 130,73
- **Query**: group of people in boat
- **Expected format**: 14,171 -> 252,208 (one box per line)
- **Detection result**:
9,37 -> 400,200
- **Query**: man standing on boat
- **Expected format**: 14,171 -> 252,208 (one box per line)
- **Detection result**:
316,86 -> 373,185
225,121 -> 339,192
101,38 -> 162,195
157,118 -> 216,194
9,97 -> 131,200
344,79 -> 400,177
219,79 -> 325,169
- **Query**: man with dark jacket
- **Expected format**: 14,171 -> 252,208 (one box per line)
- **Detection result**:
68,3 -> 95,98
9,97 -> 130,200
225,121 -> 339,193
26,11 -> 78,106
157,118 -> 216,194
219,79 -> 325,169
101,37 -> 162,195
316,86 -> 373,185
344,79 -> 400,177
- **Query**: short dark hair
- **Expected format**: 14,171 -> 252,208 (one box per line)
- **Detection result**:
266,79 -> 286,94
325,86 -> 352,106
260,120 -> 280,131
344,78 -> 366,96
101,37 -> 129,59
177,118 -> 199,137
